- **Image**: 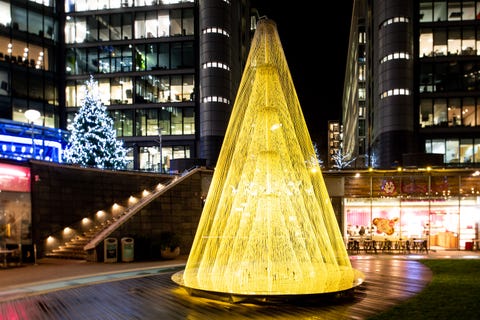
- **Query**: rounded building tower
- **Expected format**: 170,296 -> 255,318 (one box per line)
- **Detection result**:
198,0 -> 239,167
372,0 -> 415,168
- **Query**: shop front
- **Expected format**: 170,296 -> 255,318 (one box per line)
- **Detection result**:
334,168 -> 480,251
0,162 -> 32,251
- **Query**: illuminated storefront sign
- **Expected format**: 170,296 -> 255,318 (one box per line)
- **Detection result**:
0,163 -> 30,192
0,119 -> 69,163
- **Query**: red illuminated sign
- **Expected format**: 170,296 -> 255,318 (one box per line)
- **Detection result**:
0,163 -> 30,192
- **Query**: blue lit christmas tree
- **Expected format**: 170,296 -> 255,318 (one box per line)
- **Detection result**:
63,75 -> 128,170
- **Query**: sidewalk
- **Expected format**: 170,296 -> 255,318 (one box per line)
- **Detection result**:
0,255 -> 188,301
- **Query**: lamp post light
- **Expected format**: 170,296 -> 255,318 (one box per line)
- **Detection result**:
24,109 -> 41,159
158,127 -> 163,173
147,147 -> 157,171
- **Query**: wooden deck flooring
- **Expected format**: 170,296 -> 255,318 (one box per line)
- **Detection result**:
0,257 -> 432,319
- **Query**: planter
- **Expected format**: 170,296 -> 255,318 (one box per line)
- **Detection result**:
159,231 -> 181,259
160,246 -> 180,259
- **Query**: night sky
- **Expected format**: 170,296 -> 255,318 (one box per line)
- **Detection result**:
250,2 -> 353,154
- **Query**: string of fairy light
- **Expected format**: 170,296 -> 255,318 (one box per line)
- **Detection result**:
180,19 -> 362,296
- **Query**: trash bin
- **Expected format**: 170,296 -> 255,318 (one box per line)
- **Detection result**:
121,237 -> 134,262
465,241 -> 473,251
104,238 -> 118,263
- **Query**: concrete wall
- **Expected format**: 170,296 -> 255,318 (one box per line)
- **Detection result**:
30,160 -> 212,259
106,170 -> 212,261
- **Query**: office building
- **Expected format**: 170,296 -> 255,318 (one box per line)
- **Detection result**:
64,0 -> 252,171
0,0 -> 67,162
0,0 -> 253,171
343,0 -> 480,169
339,0 -> 480,250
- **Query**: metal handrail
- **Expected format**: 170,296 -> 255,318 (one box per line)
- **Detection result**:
83,167 -> 203,251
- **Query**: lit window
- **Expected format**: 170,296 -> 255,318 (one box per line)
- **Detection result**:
202,27 -> 230,37
202,96 -> 230,104
380,88 -> 411,99
202,61 -> 230,71
380,16 -> 410,28
380,52 -> 410,64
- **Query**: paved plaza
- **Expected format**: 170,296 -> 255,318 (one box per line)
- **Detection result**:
0,250 -> 479,319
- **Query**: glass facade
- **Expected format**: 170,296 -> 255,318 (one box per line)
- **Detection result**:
419,1 -> 480,166
340,169 -> 480,251
0,0 -> 251,171
0,0 -> 59,129
65,2 -> 196,172
344,0 -> 480,169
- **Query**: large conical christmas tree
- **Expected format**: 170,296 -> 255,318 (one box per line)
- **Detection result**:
174,18 -> 363,301
63,76 -> 128,170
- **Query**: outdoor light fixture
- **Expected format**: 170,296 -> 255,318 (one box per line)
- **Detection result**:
158,127 -> 163,173
24,109 -> 41,159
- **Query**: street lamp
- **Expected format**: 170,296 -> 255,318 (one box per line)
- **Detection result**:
24,109 -> 41,159
158,127 -> 163,173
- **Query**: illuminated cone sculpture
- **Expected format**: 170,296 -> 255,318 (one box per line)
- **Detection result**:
173,18 -> 364,301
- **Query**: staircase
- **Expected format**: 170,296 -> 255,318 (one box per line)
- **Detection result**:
45,168 -> 202,260
45,230 -> 94,260
45,217 -> 126,260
